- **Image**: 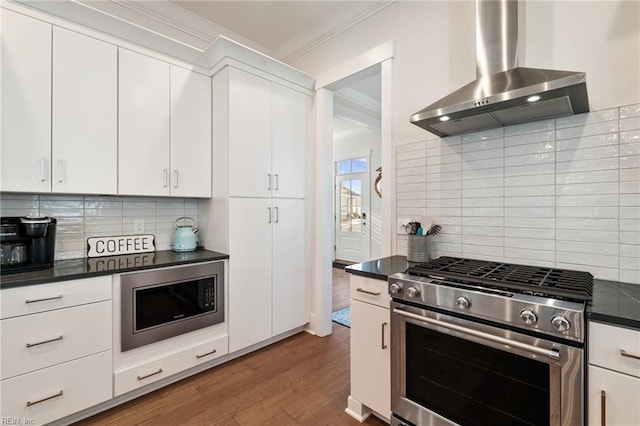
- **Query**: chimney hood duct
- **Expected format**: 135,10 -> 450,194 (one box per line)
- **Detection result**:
411,0 -> 589,138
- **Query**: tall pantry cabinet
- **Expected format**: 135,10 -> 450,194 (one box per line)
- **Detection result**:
203,39 -> 314,353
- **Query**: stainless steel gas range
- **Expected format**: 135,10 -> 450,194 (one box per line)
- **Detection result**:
389,256 -> 593,426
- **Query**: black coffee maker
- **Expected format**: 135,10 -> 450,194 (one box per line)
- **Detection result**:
1,216 -> 57,274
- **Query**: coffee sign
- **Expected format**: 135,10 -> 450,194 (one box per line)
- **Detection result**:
87,234 -> 155,258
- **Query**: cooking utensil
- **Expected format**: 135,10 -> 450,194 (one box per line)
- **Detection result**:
173,217 -> 198,252
426,224 -> 442,235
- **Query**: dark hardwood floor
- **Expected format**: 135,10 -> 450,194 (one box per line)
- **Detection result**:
76,268 -> 385,426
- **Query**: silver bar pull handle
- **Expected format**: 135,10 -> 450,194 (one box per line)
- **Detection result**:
267,207 -> 272,223
26,390 -> 63,407
381,322 -> 388,349
601,390 -> 606,426
274,174 -> 279,190
267,173 -> 272,191
26,335 -> 63,348
163,169 -> 168,188
196,348 -> 217,359
57,159 -> 63,183
137,368 -> 163,381
274,206 -> 279,223
620,349 -> 640,361
173,170 -> 179,188
356,288 -> 380,296
393,308 -> 561,360
40,157 -> 47,182
25,294 -> 62,304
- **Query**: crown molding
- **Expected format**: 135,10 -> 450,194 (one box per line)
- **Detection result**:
273,1 -> 396,64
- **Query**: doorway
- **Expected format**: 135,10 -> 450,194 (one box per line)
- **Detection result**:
334,157 -> 370,263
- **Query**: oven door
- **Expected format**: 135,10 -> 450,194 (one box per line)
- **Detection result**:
391,301 -> 583,426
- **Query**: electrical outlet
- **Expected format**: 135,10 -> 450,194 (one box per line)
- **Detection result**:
134,219 -> 145,234
397,218 -> 409,234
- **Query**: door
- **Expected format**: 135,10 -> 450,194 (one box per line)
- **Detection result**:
118,49 -> 170,196
228,198 -> 273,352
1,10 -> 51,193
272,83 -> 309,199
272,198 -> 308,335
170,66 -> 211,198
228,68 -> 272,198
52,27 -> 117,194
335,159 -> 370,262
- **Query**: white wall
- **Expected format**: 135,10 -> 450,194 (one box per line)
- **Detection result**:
291,1 -> 640,145
334,129 -> 383,259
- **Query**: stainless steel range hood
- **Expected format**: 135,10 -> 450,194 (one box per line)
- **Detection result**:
411,0 -> 589,138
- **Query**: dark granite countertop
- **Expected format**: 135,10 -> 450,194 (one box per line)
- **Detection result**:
589,279 -> 640,330
345,255 -> 413,281
345,255 -> 640,331
0,249 -> 229,289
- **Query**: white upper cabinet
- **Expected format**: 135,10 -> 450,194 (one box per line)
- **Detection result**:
228,68 -> 272,198
52,27 -> 117,194
271,84 -> 309,199
118,49 -> 171,196
170,66 -> 212,198
1,10 -> 52,193
227,67 -> 308,199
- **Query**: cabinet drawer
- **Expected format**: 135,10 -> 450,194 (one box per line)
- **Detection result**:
1,276 -> 111,319
350,275 -> 390,308
0,351 -> 112,425
1,301 -> 112,379
114,335 -> 228,396
589,322 -> 640,378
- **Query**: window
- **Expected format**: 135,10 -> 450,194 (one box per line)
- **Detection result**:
335,158 -> 367,175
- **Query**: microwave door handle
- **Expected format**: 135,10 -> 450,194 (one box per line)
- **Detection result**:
393,308 -> 561,360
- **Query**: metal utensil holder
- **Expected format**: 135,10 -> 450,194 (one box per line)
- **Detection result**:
407,235 -> 432,263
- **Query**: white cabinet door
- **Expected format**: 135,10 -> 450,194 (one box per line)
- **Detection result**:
272,199 -> 308,335
119,49 -> 170,196
228,68 -> 272,198
1,10 -> 51,193
52,27 -> 117,194
228,198 -> 273,352
272,84 -> 308,199
588,365 -> 640,426
351,299 -> 391,420
170,66 -> 211,198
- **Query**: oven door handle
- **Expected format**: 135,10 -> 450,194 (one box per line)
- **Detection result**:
393,308 -> 561,360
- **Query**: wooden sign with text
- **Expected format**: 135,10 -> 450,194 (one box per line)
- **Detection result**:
87,234 -> 155,258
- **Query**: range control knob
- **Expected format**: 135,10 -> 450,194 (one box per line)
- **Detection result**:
406,286 -> 420,298
520,309 -> 538,325
389,282 -> 403,295
455,296 -> 470,310
551,315 -> 571,332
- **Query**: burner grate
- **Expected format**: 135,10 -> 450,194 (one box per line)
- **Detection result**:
407,256 -> 593,301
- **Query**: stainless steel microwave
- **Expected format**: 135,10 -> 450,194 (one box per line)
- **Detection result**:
121,261 -> 224,351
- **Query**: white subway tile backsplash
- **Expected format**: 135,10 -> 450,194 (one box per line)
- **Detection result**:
556,133 -> 618,151
399,157 -> 428,168
398,149 -> 427,161
397,175 -> 427,185
0,193 -> 199,259
620,117 -> 640,132
555,108 -> 618,129
556,145 -> 618,163
397,140 -> 427,153
620,104 -> 640,119
504,119 -> 555,136
396,105 -> 640,284
556,121 -> 617,140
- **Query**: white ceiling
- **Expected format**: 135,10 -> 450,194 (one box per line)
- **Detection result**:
171,1 -> 357,51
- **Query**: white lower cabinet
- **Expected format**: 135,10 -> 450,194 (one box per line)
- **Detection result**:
588,321 -> 640,426
348,275 -> 391,422
588,365 -> 640,426
1,351 -> 112,425
114,335 -> 228,396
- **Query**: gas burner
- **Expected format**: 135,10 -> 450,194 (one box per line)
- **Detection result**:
406,256 -> 593,302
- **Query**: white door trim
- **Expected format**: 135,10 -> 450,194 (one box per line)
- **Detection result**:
307,41 -> 394,337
